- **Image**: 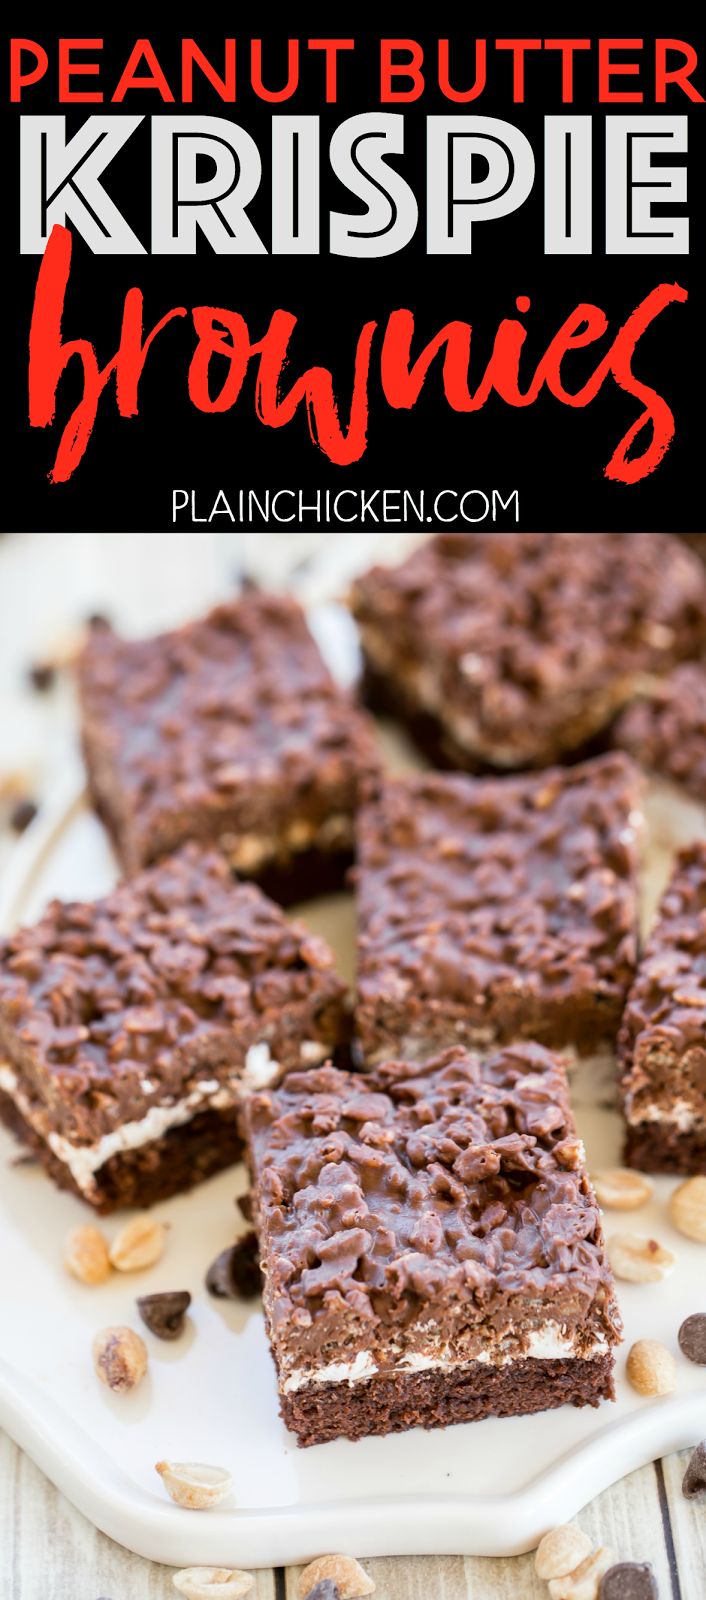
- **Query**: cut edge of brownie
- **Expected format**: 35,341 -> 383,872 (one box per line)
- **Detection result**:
619,840 -> 706,1176
0,844 -> 349,1209
0,1086 -> 244,1213
353,991 -> 625,1070
350,533 -> 706,772
85,753 -> 360,902
78,596 -> 380,889
624,1121 -> 706,1177
244,1046 -> 622,1448
360,655 -> 631,776
280,1352 -> 615,1447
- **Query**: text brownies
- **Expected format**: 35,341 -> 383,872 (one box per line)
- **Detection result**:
30,225 -> 685,487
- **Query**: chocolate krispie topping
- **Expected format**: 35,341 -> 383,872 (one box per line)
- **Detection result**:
619,842 -> 706,1130
0,845 -> 347,1144
78,593 -> 379,875
356,754 -> 642,1062
350,533 -> 706,768
244,1045 -> 621,1382
614,665 -> 706,802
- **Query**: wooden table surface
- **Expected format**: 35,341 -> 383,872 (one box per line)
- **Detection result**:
1,1431 -> 703,1599
0,532 -> 704,1599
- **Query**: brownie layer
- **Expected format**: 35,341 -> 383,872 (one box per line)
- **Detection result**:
350,533 -> 706,771
362,659 -> 488,773
356,754 -> 641,1062
244,842 -> 355,909
624,1122 -> 706,1176
280,1353 -> 615,1447
624,1126 -> 701,1177
362,661 -> 611,776
619,841 -> 706,1175
0,844 -> 347,1207
0,1088 -> 243,1213
244,1045 -> 621,1448
78,593 -> 379,883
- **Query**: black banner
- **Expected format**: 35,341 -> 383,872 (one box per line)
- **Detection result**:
3,20 -> 704,532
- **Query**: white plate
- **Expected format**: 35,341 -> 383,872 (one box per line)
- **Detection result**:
1,621 -> 706,1568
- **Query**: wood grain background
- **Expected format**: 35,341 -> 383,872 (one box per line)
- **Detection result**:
1,1432 -> 704,1598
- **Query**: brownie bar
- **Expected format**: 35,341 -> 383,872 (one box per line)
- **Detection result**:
356,754 -> 641,1064
243,1045 -> 621,1447
78,593 -> 379,897
619,842 -> 706,1175
614,665 -> 706,804
0,845 -> 347,1211
350,533 -> 706,771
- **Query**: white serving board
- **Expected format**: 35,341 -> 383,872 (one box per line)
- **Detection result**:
1,615 -> 706,1569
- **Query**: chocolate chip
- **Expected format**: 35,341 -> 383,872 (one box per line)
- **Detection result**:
9,798 -> 38,834
678,1313 -> 706,1364
86,611 -> 111,629
205,1232 -> 260,1300
206,1247 -> 237,1298
236,1191 -> 253,1222
682,1440 -> 706,1499
136,1290 -> 191,1341
599,1563 -> 657,1600
28,661 -> 55,692
305,1584 -> 340,1600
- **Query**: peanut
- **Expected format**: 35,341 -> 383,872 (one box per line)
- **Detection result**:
548,1547 -> 615,1599
172,1569 -> 253,1599
607,1233 -> 675,1283
591,1169 -> 652,1211
298,1555 -> 375,1598
155,1461 -> 233,1510
535,1524 -> 593,1580
64,1225 -> 111,1285
669,1176 -> 706,1242
626,1339 -> 676,1397
109,1215 -> 168,1272
93,1326 -> 148,1393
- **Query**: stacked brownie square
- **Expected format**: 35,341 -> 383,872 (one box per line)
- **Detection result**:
0,847 -> 347,1211
350,532 -> 706,770
78,590 -> 380,900
355,755 -> 641,1064
0,591 -> 380,1212
243,1044 -> 622,1445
